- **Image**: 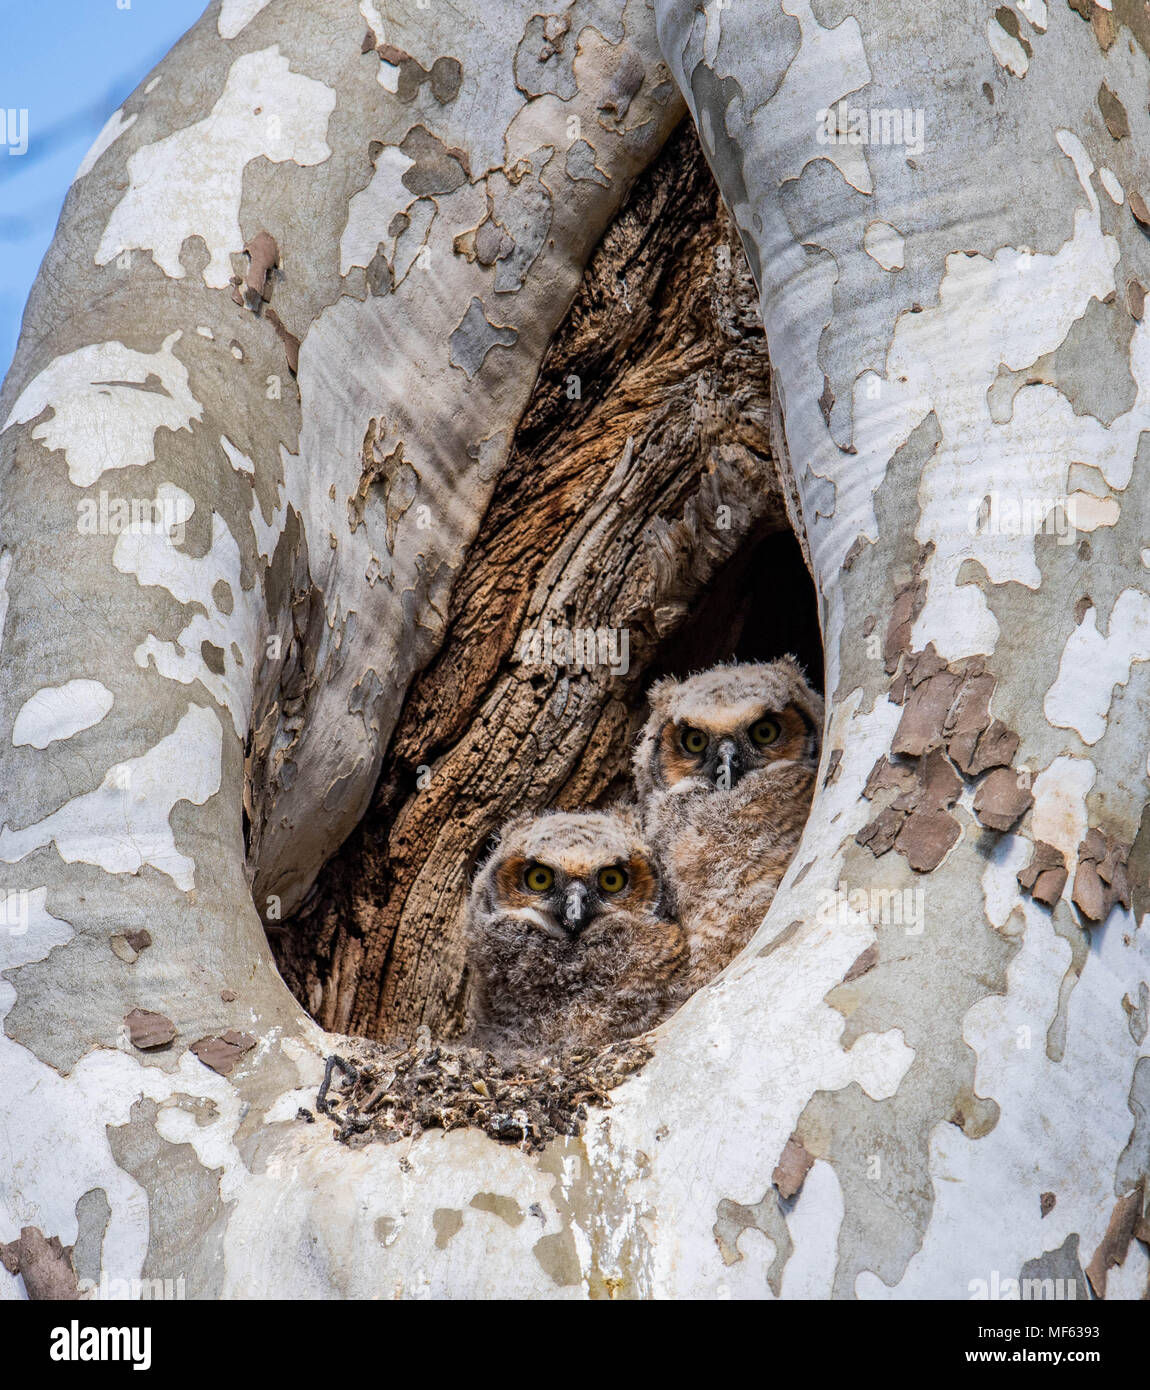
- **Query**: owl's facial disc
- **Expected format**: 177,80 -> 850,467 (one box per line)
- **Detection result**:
662,701 -> 814,792
492,816 -> 659,943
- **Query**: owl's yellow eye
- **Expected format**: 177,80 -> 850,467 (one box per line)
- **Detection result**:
680,725 -> 708,755
750,717 -> 781,747
597,866 -> 628,894
524,862 -> 554,893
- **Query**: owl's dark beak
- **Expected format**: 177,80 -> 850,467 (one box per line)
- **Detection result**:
562,881 -> 592,935
714,737 -> 743,789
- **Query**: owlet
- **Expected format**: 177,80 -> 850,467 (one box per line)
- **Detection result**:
633,658 -> 823,991
465,808 -> 686,1052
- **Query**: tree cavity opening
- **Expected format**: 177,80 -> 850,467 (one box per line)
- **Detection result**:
265,118 -> 823,1073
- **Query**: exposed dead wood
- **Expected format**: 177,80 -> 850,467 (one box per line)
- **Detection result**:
271,121 -> 812,1041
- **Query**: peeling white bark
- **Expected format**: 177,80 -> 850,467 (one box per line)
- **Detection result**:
96,47 -> 334,286
0,704 -> 223,891
2,333 -> 202,487
1045,590 -> 1150,744
114,488 -> 260,738
12,681 -> 114,750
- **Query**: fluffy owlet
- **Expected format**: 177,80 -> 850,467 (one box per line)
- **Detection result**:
464,808 -> 686,1052
633,659 -> 824,992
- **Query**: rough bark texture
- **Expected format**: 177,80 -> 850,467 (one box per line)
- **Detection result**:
272,119 -> 813,1042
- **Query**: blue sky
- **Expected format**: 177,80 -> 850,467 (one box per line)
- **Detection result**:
0,0 -> 209,378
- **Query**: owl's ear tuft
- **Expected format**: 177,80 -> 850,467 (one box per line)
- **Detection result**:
644,675 -> 679,718
777,652 -> 815,689
483,811 -> 542,850
778,653 -> 825,731
489,810 -> 535,846
611,802 -> 645,838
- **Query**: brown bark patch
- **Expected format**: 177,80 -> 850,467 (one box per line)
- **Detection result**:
110,928 -> 152,964
892,747 -> 961,813
883,547 -> 931,674
1067,0 -> 1119,50
859,744 -> 962,872
398,124 -> 470,194
973,767 -> 1034,832
316,1039 -> 651,1152
262,307 -> 299,375
1098,83 -> 1129,139
994,5 -> 1031,51
190,1031 -> 257,1076
1130,190 -> 1150,229
843,944 -> 879,982
863,755 -> 915,799
895,805 -> 962,872
941,669 -> 996,771
1072,828 -> 1132,923
1017,840 -> 1069,908
949,1087 -> 1000,1139
124,1008 -> 176,1050
373,44 -> 463,104
0,1227 -> 79,1300
1085,1185 -> 1142,1297
773,1133 -> 815,1200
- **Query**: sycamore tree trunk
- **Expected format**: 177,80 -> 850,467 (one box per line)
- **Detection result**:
1,0 -> 1148,1300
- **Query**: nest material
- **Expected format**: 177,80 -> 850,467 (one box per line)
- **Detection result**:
313,1034 -> 652,1153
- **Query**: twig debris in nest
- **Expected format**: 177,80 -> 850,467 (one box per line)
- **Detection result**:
315,1035 -> 652,1153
